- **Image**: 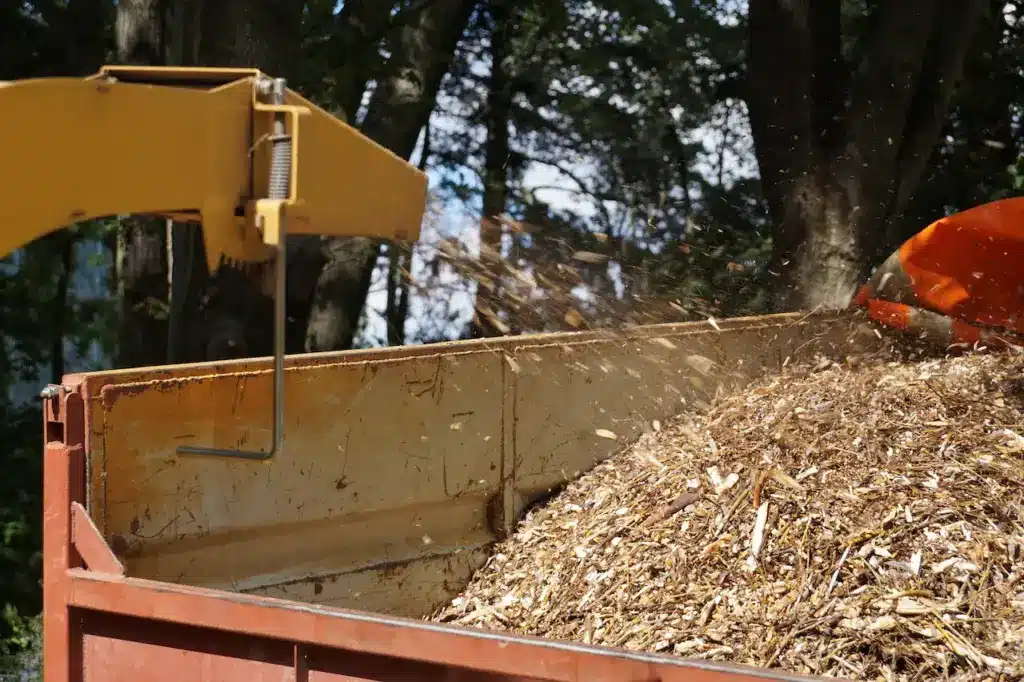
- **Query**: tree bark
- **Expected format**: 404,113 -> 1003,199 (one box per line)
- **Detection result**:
116,0 -> 166,66
746,0 -> 987,312
198,0 -> 300,76
305,0 -> 479,352
114,0 -> 171,368
162,1 -> 203,364
385,242 -> 412,345
163,0 -> 306,362
114,218 -> 169,367
386,120 -> 432,346
42,0 -> 106,377
887,3 -> 1019,251
47,232 -> 75,384
331,0 -> 397,123
114,0 -> 308,364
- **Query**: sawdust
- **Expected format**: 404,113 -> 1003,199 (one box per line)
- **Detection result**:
432,348 -> 1024,680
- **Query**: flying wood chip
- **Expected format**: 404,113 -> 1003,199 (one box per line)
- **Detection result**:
571,251 -> 610,264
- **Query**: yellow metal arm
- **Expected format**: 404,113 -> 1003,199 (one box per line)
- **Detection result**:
0,65 -> 427,271
14,66 -> 429,462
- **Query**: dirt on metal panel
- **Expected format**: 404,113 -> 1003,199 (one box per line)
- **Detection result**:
246,549 -> 494,618
93,349 -> 505,615
80,311 -> 883,618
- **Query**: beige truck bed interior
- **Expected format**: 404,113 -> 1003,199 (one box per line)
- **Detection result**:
76,311 -> 885,620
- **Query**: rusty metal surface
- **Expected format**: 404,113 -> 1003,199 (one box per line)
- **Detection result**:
71,502 -> 125,575
42,385 -> 88,682
80,609 -> 543,681
76,311 -> 883,619
91,349 -> 504,617
81,612 -> 297,682
68,569 -> 830,682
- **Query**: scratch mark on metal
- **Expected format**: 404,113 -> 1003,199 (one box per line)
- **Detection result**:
129,514 -> 179,541
433,357 -> 446,404
232,375 -> 246,415
340,427 -> 351,488
442,454 -> 449,497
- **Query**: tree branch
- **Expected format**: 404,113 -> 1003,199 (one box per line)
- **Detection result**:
518,153 -> 617,227
331,0 -> 397,122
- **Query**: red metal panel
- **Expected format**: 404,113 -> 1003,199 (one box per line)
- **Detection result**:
71,502 -> 124,575
75,609 -> 543,682
67,570 -> 819,682
80,612 -> 295,682
303,644 -> 544,681
43,388 -> 86,682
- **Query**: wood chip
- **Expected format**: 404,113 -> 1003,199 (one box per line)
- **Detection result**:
433,347 -> 1024,679
644,491 -> 702,528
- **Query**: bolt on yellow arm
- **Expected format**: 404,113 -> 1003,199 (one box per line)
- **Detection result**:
0,65 -> 427,271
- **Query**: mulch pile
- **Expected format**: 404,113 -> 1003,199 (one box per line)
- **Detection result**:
432,347 -> 1024,680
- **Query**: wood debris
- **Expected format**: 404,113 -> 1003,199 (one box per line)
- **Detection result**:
432,348 -> 1024,680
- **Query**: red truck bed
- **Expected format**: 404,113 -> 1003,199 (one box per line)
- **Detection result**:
41,313 -> 872,679
44,420 -> 818,682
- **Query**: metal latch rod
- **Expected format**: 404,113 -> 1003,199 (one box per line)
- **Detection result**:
175,77 -> 290,461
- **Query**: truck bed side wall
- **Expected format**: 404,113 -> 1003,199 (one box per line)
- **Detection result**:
76,312 -> 883,618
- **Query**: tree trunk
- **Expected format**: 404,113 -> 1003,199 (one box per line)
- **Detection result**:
163,1 -> 203,364
331,0 -> 397,123
43,0 -> 106,378
747,0 -> 987,312
385,242 -> 413,345
305,0 -> 479,352
114,219 -> 170,367
386,121 -> 432,346
198,0 -> 300,76
471,0 -> 512,339
116,0 -> 166,66
114,0 -> 171,368
45,231 -> 76,384
893,3 -> 1022,250
163,0 -> 307,362
115,0 -> 308,364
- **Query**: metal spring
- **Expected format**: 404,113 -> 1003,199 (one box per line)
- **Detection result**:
268,133 -> 292,201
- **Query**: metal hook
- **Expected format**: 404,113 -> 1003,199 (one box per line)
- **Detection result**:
176,77 -> 289,461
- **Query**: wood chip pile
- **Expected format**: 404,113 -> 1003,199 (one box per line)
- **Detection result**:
432,349 -> 1024,680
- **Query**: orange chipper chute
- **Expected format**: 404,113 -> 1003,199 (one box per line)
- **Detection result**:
852,197 -> 1024,347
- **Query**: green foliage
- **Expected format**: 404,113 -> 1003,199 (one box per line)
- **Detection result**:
0,227 -> 114,672
0,609 -> 42,681
0,398 -> 43,675
431,0 -> 767,327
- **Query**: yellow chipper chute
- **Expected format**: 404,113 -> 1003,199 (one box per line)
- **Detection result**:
0,65 -> 428,460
